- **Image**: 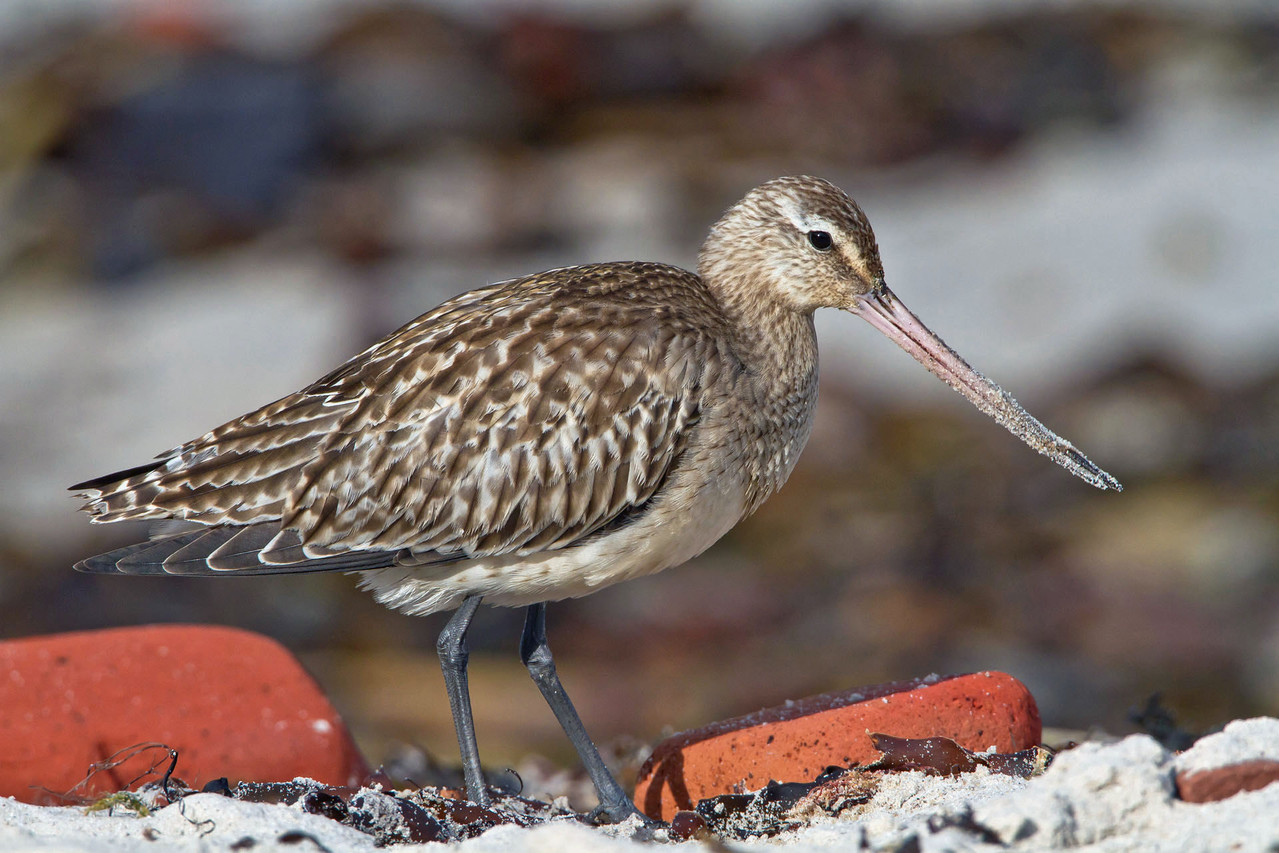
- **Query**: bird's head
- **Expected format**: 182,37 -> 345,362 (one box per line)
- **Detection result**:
700,175 -> 887,314
701,175 -> 1122,492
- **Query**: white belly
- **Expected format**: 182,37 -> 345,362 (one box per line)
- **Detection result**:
357,470 -> 747,616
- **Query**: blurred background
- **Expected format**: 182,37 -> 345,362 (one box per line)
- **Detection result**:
2,0 -> 1277,802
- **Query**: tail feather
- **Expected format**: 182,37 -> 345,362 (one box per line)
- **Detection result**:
206,525 -> 282,569
162,527 -> 243,571
74,523 -> 408,576
75,535 -> 195,575
70,460 -> 167,493
115,530 -> 215,573
71,459 -> 171,523
69,395 -> 346,526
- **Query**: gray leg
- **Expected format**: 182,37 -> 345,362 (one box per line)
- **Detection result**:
437,595 -> 488,806
520,603 -> 645,824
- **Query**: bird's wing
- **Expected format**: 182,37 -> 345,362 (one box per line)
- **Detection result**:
72,265 -> 721,574
280,279 -> 711,562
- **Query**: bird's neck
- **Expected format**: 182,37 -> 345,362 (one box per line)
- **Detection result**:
707,281 -> 821,515
730,302 -> 819,388
699,264 -> 820,390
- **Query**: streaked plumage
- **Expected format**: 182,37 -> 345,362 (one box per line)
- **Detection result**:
73,176 -> 1119,821
72,259 -> 819,612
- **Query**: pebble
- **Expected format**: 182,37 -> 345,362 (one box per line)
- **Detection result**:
632,671 -> 1040,821
0,625 -> 368,803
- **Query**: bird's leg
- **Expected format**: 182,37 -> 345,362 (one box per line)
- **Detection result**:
437,594 -> 489,807
520,603 -> 647,825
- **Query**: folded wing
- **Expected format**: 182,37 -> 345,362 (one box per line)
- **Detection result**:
72,265 -> 716,576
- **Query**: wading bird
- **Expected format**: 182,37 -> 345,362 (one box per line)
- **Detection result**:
73,176 -> 1120,824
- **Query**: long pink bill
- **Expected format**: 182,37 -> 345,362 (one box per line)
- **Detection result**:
852,285 -> 1122,491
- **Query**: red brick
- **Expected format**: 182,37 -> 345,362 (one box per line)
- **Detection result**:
633,671 -> 1040,821
1176,760 -> 1279,804
0,625 -> 369,804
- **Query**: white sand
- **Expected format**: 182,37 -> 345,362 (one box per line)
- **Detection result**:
1174,717 -> 1279,776
3,718 -> 1276,852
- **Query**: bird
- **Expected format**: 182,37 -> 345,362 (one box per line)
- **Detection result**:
72,175 -> 1121,824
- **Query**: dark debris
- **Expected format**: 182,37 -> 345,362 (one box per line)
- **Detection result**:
694,767 -> 856,839
1128,693 -> 1208,752
865,733 -> 1053,778
141,777 -> 580,845
690,736 -> 1049,841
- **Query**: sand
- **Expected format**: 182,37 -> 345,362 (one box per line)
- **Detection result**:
2,718 -> 1276,852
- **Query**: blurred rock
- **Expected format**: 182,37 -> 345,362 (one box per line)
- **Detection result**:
67,49 -> 321,278
1060,356 -> 1215,478
494,9 -> 714,129
731,11 -> 1129,166
317,6 -> 520,152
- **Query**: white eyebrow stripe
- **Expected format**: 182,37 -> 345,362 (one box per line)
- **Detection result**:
778,196 -> 806,230
779,196 -> 833,233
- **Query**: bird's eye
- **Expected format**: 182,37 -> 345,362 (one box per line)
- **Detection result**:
807,230 -> 833,251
